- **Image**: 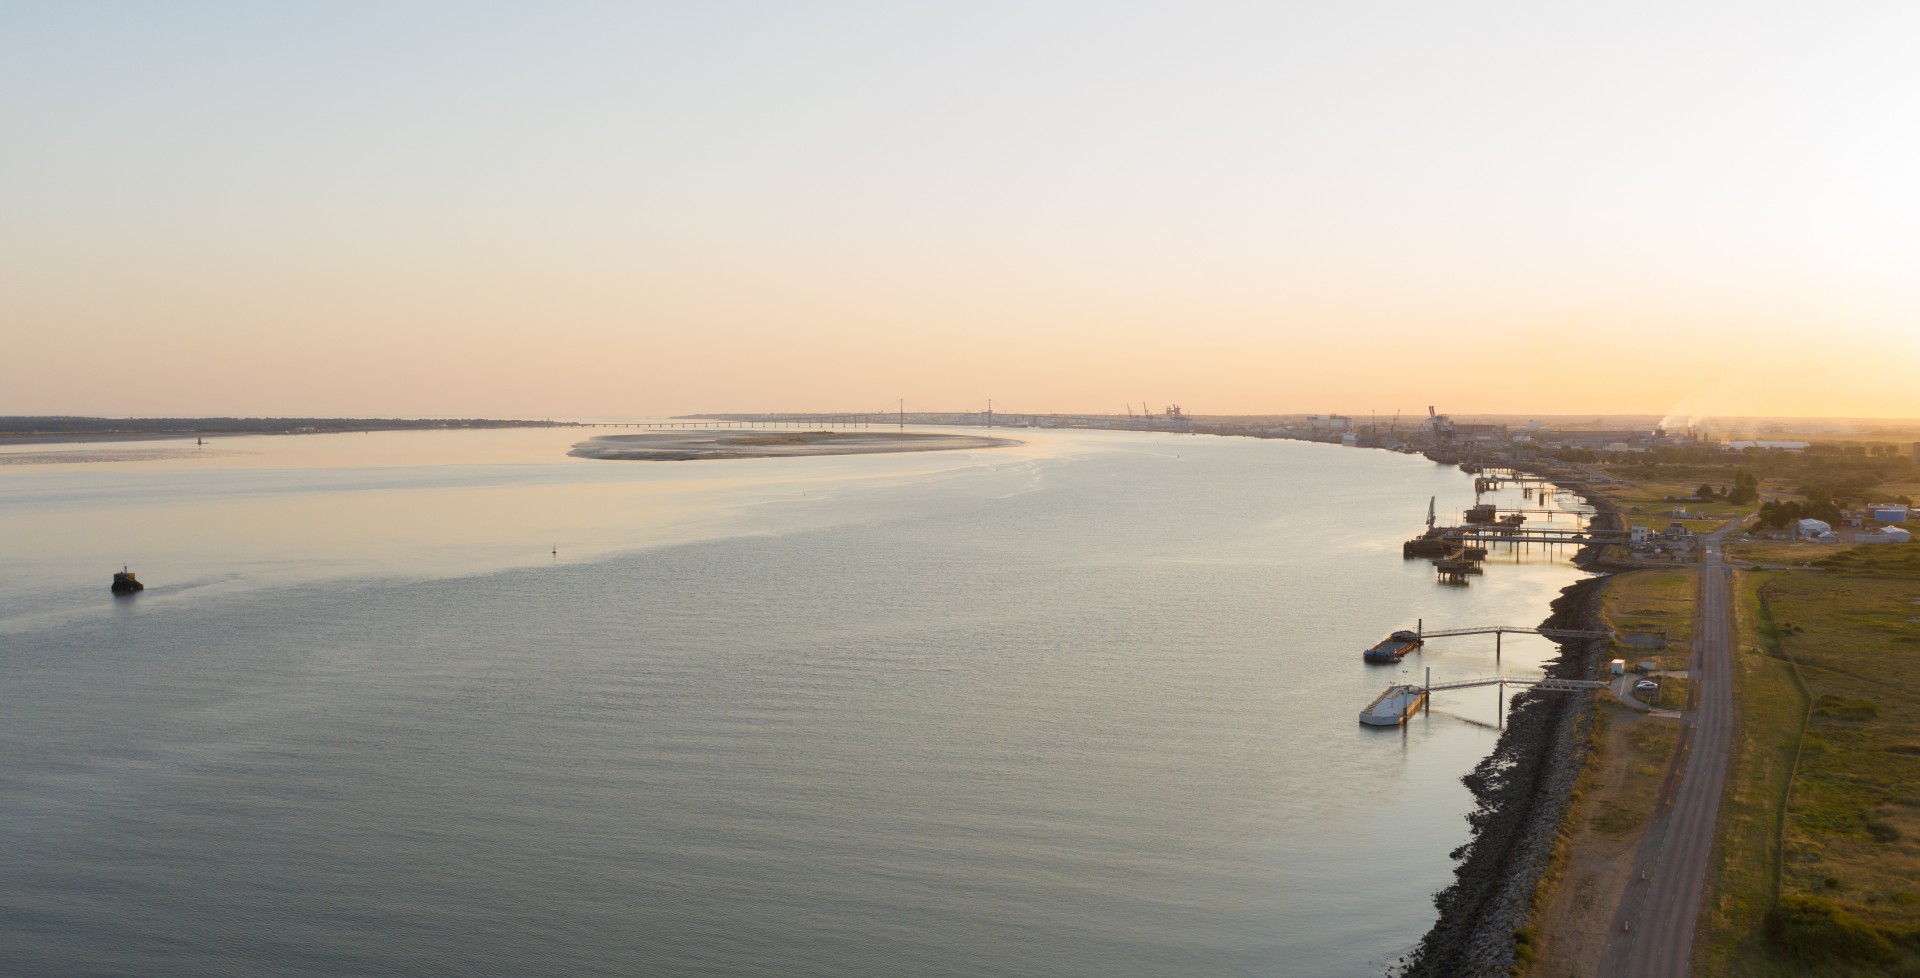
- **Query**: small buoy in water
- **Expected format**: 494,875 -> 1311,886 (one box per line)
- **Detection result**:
552,545 -> 558,555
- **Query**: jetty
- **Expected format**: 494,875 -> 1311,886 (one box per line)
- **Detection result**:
1361,668 -> 1610,726
1363,621 -> 1613,663
1402,493 -> 1619,567
1435,552 -> 1482,584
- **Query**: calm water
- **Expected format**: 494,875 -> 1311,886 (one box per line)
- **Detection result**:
0,427 -> 1588,977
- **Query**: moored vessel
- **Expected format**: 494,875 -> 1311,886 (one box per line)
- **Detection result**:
1359,684 -> 1427,725
1363,629 -> 1424,663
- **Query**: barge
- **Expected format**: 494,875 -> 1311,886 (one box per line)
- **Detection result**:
1364,629 -> 1424,663
1360,684 -> 1428,725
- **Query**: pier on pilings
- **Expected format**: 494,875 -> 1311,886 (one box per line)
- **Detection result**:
1359,667 -> 1610,726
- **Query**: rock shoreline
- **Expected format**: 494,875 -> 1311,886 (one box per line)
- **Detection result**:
1397,478 -> 1625,977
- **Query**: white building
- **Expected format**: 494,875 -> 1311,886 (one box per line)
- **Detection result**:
1858,526 -> 1913,545
1798,518 -> 1834,541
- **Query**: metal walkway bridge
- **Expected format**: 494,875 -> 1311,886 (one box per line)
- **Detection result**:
1362,669 -> 1612,725
1424,675 -> 1611,693
1420,624 -> 1613,641
1444,526 -> 1630,546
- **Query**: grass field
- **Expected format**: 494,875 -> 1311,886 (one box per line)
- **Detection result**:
1656,675 -> 1691,711
1601,568 -> 1697,671
1769,573 -> 1920,914
1730,536 -> 1920,567
1605,477 -> 1757,523
1696,570 -> 1807,978
1812,545 -> 1920,578
1584,711 -> 1683,837
1699,560 -> 1920,976
1729,538 -> 1852,565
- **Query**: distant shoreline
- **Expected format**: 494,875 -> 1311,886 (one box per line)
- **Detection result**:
0,418 -> 570,447
571,430 -> 1020,461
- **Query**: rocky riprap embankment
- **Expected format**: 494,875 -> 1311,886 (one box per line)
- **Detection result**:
1396,478 -> 1619,977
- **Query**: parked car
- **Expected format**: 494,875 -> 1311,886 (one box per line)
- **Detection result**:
1635,680 -> 1660,692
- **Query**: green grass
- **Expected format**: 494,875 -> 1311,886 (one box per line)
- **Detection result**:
1601,568 -> 1698,671
1767,574 -> 1920,923
1588,718 -> 1682,836
1697,570 -> 1807,978
1811,546 -> 1920,579
1699,566 -> 1920,976
1607,477 -> 1758,523
1656,675 -> 1692,711
1728,538 -> 1850,565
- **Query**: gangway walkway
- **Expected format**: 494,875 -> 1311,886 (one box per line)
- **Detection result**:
1419,624 -> 1613,641
1360,669 -> 1610,725
1423,675 -> 1611,693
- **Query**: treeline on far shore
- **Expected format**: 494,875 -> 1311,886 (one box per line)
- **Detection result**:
0,417 -> 576,436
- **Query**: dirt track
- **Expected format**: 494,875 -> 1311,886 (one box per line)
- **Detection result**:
1602,526 -> 1739,977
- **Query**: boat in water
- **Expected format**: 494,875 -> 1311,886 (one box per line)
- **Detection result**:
111,567 -> 143,595
1363,629 -> 1424,663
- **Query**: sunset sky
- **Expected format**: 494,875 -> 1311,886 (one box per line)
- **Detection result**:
4,3 -> 1916,420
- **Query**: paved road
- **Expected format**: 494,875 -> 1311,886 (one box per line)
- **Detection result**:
1601,524 -> 1739,977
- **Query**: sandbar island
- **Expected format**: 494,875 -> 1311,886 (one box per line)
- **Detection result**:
570,429 -> 1019,462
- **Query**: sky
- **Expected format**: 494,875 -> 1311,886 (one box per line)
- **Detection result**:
3,2 -> 1917,420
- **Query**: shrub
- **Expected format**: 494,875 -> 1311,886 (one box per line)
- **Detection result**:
1764,894 -> 1898,966
1813,694 -> 1881,721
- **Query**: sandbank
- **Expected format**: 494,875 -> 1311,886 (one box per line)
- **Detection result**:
570,429 -> 1020,462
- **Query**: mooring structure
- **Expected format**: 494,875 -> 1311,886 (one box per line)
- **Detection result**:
1360,667 -> 1612,726
1364,621 -> 1615,667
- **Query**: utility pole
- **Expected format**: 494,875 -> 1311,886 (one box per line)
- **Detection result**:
987,398 -> 992,429
899,398 -> 905,432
